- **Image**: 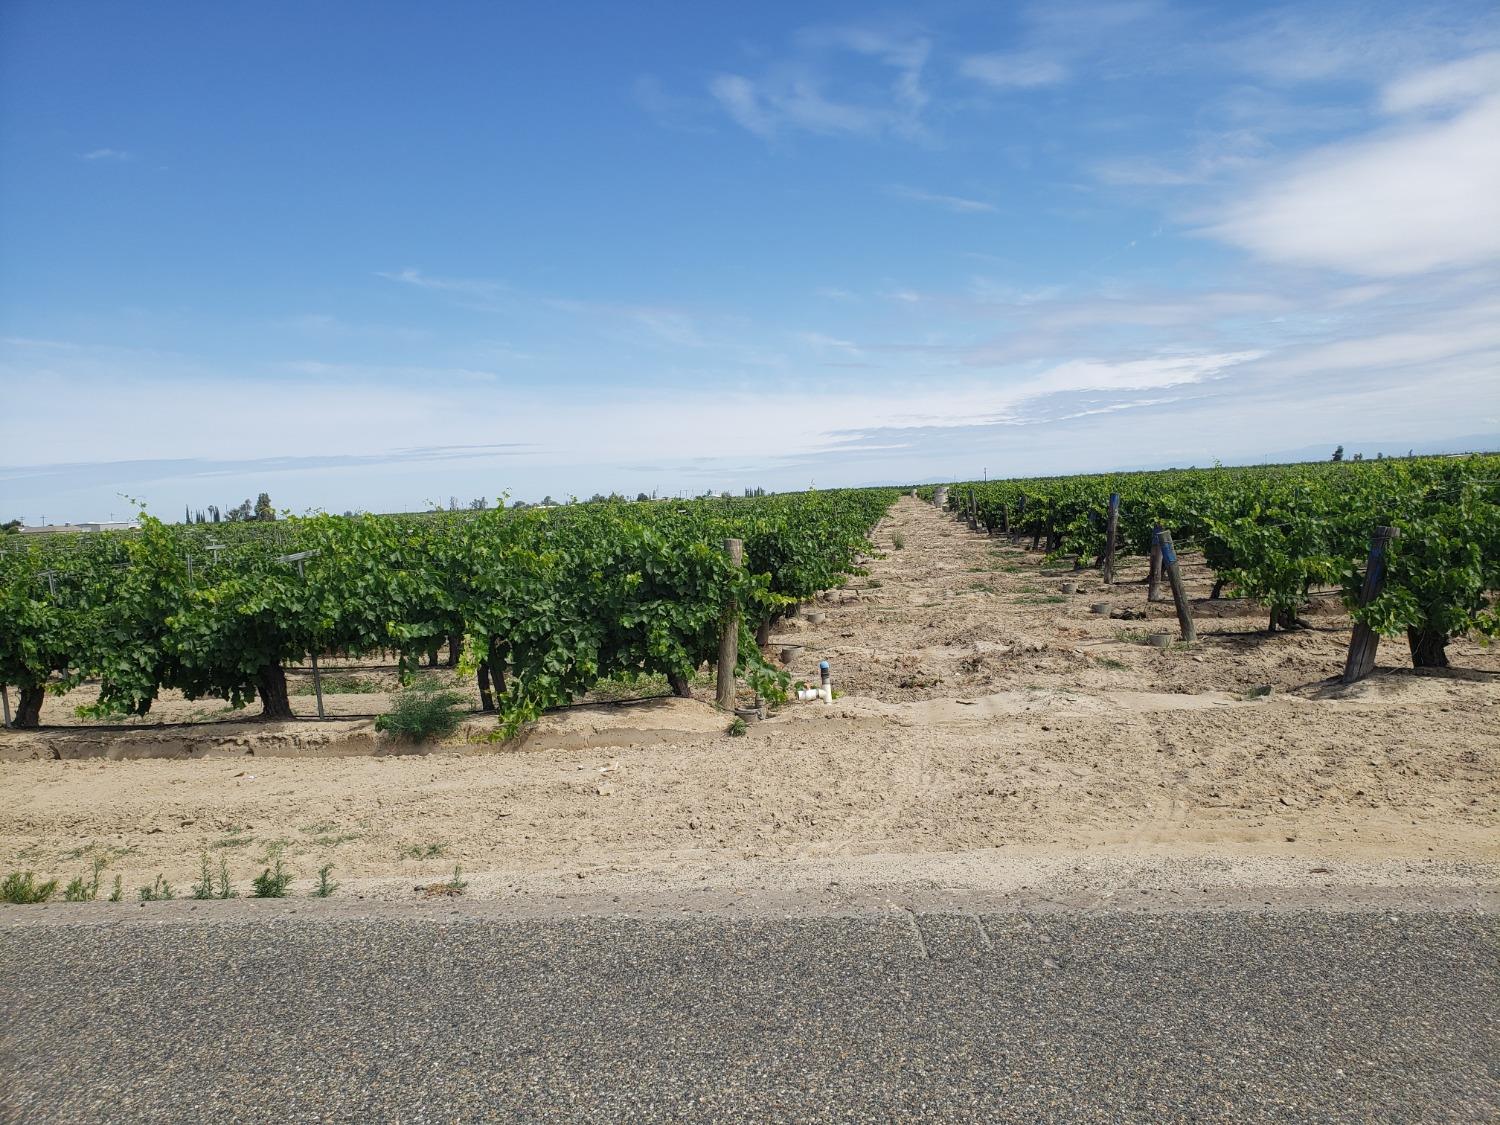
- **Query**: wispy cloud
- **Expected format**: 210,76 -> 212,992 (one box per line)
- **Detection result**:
1094,130 -> 1270,186
1222,5 -> 1499,86
79,148 -> 132,161
1381,49 -> 1500,113
888,185 -> 996,213
958,52 -> 1068,89
376,267 -> 507,300
709,24 -> 932,139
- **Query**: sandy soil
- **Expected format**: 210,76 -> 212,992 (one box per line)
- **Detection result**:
2,497 -> 1496,903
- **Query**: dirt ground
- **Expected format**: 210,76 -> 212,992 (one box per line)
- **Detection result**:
2,496 -> 1496,904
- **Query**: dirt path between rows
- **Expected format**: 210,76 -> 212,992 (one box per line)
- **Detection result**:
2,496 -> 1496,904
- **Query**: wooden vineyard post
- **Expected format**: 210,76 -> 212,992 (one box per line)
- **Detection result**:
1147,525 -> 1164,603
309,652 -> 326,720
1102,493 -> 1120,584
1158,530 -> 1196,643
277,550 -> 325,718
717,538 -> 744,710
1342,525 -> 1400,684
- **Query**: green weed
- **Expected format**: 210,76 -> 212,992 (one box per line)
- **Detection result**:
314,864 -> 338,898
726,717 -> 748,737
64,856 -> 108,902
138,875 -> 176,902
2,871 -> 59,904
375,679 -> 469,742
293,674 -> 383,696
399,842 -> 448,860
419,865 -> 467,897
251,860 -> 293,898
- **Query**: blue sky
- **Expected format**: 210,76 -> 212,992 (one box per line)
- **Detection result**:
2,1 -> 1498,520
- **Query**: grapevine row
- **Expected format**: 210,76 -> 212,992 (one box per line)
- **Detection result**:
925,455 -> 1500,670
0,490 -> 898,729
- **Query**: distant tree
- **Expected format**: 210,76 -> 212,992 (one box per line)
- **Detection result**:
1351,452 -> 1363,461
254,493 -> 274,521
510,499 -> 530,510
226,499 -> 254,522
540,495 -> 556,507
208,505 -> 221,523
636,492 -> 650,502
589,493 -> 607,503
449,496 -> 460,512
2,518 -> 21,535
469,497 -> 488,510
1331,445 -> 1344,462
185,504 -> 192,524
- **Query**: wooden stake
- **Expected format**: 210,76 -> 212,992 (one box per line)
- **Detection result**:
1102,493 -> 1120,584
1342,525 -> 1400,684
310,651 -> 326,719
1158,530 -> 1196,643
717,538 -> 744,710
1147,524 -> 1163,603
1,685 -> 10,728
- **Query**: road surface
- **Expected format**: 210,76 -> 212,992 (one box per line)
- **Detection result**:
2,899 -> 1495,1122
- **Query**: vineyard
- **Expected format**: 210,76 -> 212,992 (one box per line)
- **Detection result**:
0,490 -> 896,730
3,454 -> 1497,740
923,454 -> 1500,676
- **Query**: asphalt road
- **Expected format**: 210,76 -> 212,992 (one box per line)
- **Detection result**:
2,907 -> 1495,1123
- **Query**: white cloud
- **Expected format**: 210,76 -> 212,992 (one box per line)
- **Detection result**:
959,52 -> 1068,89
1206,61 -> 1500,276
80,148 -> 132,161
1381,49 -> 1500,113
888,185 -> 996,213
